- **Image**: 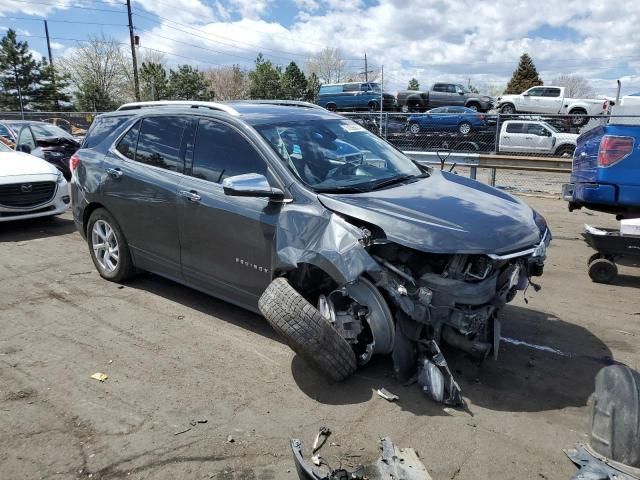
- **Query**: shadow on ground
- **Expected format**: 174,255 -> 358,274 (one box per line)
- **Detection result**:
124,273 -> 612,416
0,215 -> 76,242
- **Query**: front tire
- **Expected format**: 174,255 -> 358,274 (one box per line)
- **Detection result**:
368,101 -> 379,112
258,277 -> 357,382
458,121 -> 472,135
588,258 -> 618,284
409,121 -> 421,134
87,208 -> 136,282
500,104 -> 515,114
467,103 -> 480,112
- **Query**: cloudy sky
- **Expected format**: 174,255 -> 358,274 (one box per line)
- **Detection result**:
1,0 -> 639,96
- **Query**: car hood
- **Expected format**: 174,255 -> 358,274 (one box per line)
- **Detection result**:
317,170 -> 542,255
0,151 -> 58,177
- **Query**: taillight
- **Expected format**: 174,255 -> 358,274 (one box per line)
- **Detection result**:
598,136 -> 634,167
477,114 -> 485,120
69,153 -> 81,173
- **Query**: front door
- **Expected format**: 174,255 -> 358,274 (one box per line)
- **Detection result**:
100,115 -> 187,279
177,118 -> 281,310
525,123 -> 555,153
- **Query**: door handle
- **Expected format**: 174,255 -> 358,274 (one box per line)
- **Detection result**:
525,137 -> 533,139
179,190 -> 201,202
106,167 -> 123,178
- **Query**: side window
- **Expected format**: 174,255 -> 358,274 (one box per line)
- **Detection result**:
543,88 -> 561,98
84,115 -> 131,148
320,85 -> 341,94
192,119 -> 268,184
115,120 -> 140,160
432,84 -> 446,92
343,83 -> 359,92
506,123 -> 524,134
526,124 -> 547,136
527,87 -> 545,97
430,107 -> 446,113
134,116 -> 186,172
446,84 -> 457,93
0,124 -> 13,148
449,107 -> 465,113
17,127 -> 37,150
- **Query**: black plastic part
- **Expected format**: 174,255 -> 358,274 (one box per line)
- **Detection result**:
590,365 -> 640,467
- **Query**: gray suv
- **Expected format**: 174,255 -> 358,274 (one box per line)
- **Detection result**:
71,101 -> 549,405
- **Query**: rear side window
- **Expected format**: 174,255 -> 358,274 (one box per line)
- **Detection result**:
191,119 -> 267,183
448,107 -> 466,113
115,120 -> 140,160
343,84 -> 359,92
432,84 -> 446,92
543,88 -> 561,98
506,123 -> 524,133
83,115 -> 131,148
134,116 -> 186,172
319,85 -> 342,94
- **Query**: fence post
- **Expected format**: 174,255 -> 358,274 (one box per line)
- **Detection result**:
384,113 -> 389,139
490,168 -> 496,186
470,167 -> 477,180
493,112 -> 501,154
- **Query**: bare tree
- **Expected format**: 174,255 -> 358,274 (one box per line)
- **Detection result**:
204,65 -> 248,100
59,35 -> 132,110
306,47 -> 347,84
551,74 -> 595,98
483,83 -> 507,97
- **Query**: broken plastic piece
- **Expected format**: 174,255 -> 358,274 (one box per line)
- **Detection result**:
376,388 -> 399,402
312,427 -> 331,454
290,436 -> 432,480
90,372 -> 108,382
565,443 -> 640,480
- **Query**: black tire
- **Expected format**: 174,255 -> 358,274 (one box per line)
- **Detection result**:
500,103 -> 515,114
325,103 -> 337,112
569,109 -> 588,127
587,253 -> 602,266
588,258 -> 618,284
258,277 -> 357,382
467,102 -> 480,112
87,208 -> 136,283
408,121 -> 421,134
458,121 -> 472,135
368,101 -> 379,112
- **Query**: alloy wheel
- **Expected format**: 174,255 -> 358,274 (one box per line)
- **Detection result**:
92,219 -> 119,273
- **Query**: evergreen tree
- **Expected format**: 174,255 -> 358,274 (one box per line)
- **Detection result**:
168,65 -> 211,100
305,72 -> 321,103
248,54 -> 282,99
504,53 -> 543,94
0,29 -> 43,111
140,62 -> 168,101
281,61 -> 307,100
407,78 -> 420,90
36,60 -> 72,111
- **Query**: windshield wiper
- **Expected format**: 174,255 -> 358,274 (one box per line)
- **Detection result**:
315,185 -> 367,194
366,173 -> 428,191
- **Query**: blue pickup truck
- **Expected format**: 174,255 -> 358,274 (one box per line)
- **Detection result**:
564,122 -> 640,216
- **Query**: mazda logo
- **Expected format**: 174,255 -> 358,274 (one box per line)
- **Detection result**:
20,183 -> 33,193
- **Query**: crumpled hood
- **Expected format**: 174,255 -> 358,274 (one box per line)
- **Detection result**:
0,151 -> 58,177
318,170 -> 542,255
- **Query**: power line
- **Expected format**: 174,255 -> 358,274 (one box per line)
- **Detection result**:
2,16 -> 127,26
7,0 -> 124,14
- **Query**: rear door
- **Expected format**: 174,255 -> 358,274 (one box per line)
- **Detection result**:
429,84 -> 448,107
500,122 -> 525,152
342,83 -> 360,108
177,118 -> 281,309
100,115 -> 187,279
539,88 -> 564,113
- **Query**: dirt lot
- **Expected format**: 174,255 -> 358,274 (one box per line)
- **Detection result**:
1,196 -> 639,480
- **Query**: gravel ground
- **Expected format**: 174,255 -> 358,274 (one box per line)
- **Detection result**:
1,197 -> 639,480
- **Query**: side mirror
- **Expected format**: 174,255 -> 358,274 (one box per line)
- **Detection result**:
523,92 -> 531,97
457,90 -> 464,95
18,144 -> 32,154
222,173 -> 284,201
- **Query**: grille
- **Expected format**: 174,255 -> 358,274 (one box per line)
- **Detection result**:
0,181 -> 56,208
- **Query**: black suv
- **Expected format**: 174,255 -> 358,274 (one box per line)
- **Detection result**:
71,101 -> 550,404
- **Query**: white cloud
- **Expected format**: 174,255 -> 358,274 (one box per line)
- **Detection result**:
227,0 -> 271,20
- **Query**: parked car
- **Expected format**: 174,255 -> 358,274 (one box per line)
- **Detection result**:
0,120 -> 80,179
498,120 -> 577,156
396,84 -> 494,113
43,117 -> 87,141
70,100 -> 549,405
0,141 -> 70,221
317,82 -> 396,112
407,107 -> 489,134
563,123 -> 640,216
497,86 -> 609,127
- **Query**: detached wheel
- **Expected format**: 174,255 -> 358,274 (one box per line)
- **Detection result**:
588,258 -> 618,284
87,208 -> 136,282
458,121 -> 472,135
258,277 -> 357,381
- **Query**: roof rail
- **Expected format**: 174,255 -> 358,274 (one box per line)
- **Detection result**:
116,100 -> 239,116
228,100 -> 326,110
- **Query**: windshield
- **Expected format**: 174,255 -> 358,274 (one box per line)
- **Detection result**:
28,123 -> 74,140
367,83 -> 382,93
456,84 -> 471,93
543,122 -> 559,133
256,119 -> 424,193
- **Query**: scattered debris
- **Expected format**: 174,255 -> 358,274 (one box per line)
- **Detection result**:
90,373 -> 108,382
565,443 -> 639,480
189,418 -> 208,426
616,329 -> 636,336
227,435 -> 235,443
174,428 -> 191,436
291,435 -> 432,480
376,388 -> 399,402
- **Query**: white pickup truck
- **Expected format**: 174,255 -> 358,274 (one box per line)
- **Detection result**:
498,119 -> 578,156
497,86 -> 609,126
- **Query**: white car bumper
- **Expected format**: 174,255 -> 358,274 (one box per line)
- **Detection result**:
0,176 -> 71,222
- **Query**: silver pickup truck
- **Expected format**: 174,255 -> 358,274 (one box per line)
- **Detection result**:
396,83 -> 494,112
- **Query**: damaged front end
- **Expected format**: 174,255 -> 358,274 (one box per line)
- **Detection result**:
300,217 -> 549,405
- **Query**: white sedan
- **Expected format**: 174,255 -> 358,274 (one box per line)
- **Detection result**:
0,142 -> 70,222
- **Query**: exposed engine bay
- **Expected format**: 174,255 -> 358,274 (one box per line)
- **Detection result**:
313,226 -> 550,405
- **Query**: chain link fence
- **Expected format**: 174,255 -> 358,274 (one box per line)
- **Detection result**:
0,111 -> 98,136
341,111 -> 640,195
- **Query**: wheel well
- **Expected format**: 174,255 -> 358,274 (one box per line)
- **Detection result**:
569,107 -> 587,114
368,100 -> 379,107
82,202 -> 106,235
284,263 -> 339,304
467,101 -> 480,108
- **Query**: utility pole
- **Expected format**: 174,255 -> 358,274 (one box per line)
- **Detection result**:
360,52 -> 373,83
43,20 -> 59,110
379,64 -> 384,136
126,0 -> 140,101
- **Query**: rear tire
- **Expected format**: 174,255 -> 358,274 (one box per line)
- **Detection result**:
569,109 -> 588,127
458,121 -> 472,135
87,208 -> 136,283
409,121 -> 421,134
588,258 -> 618,284
325,103 -> 337,112
467,103 -> 480,112
368,101 -> 379,112
258,277 -> 357,382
